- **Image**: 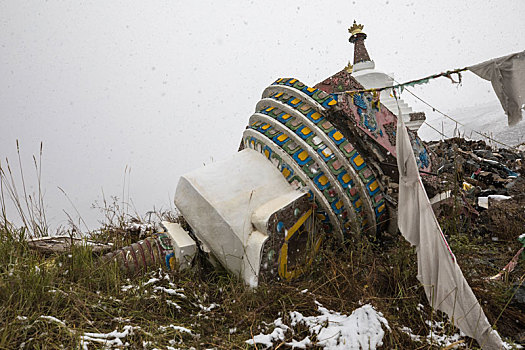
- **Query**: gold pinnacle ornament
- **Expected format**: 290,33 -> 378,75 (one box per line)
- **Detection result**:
348,20 -> 364,37
344,61 -> 353,73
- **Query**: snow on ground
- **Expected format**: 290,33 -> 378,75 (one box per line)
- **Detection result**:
153,286 -> 187,298
399,320 -> 465,348
246,302 -> 390,349
39,315 -> 67,327
79,325 -> 134,349
399,319 -> 522,349
158,324 -> 193,334
37,315 -> 137,349
36,269 -> 198,349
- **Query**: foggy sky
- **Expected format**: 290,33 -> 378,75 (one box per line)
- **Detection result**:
1,0 -> 524,231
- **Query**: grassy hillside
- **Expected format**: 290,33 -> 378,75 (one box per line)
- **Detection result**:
0,211 -> 523,349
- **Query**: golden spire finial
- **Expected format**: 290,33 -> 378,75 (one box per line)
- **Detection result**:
344,61 -> 353,73
348,20 -> 364,37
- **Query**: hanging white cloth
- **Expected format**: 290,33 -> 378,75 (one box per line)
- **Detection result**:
396,108 -> 504,349
468,50 -> 525,126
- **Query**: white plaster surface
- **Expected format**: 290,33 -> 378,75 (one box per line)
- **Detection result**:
352,59 -> 425,131
251,191 -> 305,235
161,221 -> 197,269
174,149 -> 304,286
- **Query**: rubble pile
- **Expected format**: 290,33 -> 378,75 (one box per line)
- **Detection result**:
423,138 -> 525,239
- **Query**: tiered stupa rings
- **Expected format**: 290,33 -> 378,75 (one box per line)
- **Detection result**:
242,78 -> 388,240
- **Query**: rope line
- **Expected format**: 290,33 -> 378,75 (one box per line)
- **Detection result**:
332,67 -> 468,95
399,85 -> 516,150
332,65 -> 515,149
422,120 -> 449,138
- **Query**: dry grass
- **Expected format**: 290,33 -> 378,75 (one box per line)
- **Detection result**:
1,220 -> 523,349
0,145 -> 523,349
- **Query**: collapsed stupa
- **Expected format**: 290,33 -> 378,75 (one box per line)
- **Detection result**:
172,22 -> 433,286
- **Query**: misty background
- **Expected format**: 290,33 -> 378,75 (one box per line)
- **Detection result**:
1,1 -> 524,232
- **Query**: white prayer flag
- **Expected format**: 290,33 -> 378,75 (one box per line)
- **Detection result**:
396,109 -> 504,349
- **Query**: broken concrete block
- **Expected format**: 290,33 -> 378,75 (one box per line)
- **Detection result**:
175,148 -> 317,287
161,221 -> 197,270
252,191 -> 319,282
477,194 -> 511,209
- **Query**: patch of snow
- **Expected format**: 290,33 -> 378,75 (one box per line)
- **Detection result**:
287,336 -> 312,349
246,303 -> 390,349
294,304 -> 390,349
144,277 -> 160,286
503,340 -> 523,349
399,326 -> 421,342
198,303 -> 219,312
39,315 -> 66,327
153,286 -> 186,298
400,319 -> 467,348
159,324 -> 193,334
124,222 -> 155,233
120,285 -> 135,292
166,300 -> 181,309
246,318 -> 289,348
79,325 -> 133,349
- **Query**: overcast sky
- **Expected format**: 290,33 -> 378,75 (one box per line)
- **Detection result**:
1,0 -> 524,231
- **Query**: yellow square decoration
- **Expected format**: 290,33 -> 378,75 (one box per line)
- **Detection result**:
301,127 -> 311,135
311,112 -> 321,120
318,175 -> 328,186
322,148 -> 333,157
298,150 -> 308,161
332,131 -> 343,141
353,154 -> 364,167
277,134 -> 288,142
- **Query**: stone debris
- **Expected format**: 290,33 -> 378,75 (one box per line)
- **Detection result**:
160,221 -> 197,270
420,138 -> 524,239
